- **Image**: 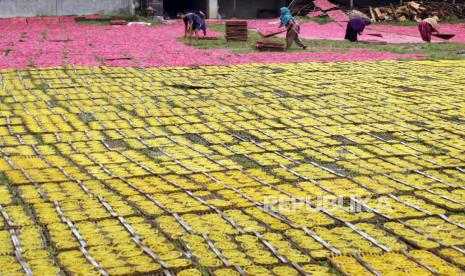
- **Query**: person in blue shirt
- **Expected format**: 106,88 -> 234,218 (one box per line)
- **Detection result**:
180,12 -> 206,43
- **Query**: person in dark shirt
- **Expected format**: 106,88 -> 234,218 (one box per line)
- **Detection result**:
345,17 -> 372,42
179,11 -> 207,37
180,12 -> 202,43
196,11 -> 207,36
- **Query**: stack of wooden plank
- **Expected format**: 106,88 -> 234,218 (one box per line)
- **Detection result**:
368,1 -> 465,22
225,21 -> 248,42
255,40 -> 286,51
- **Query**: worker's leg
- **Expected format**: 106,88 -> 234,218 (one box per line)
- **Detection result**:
418,23 -> 426,41
292,25 -> 306,49
201,22 -> 207,36
193,30 -> 200,44
286,30 -> 296,49
294,34 -> 306,49
418,22 -> 432,42
345,26 -> 357,42
187,30 -> 192,44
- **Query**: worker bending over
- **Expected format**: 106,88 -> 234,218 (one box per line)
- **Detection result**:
197,11 -> 207,36
181,12 -> 207,38
180,12 -> 203,44
280,7 -> 307,50
419,16 -> 439,42
345,16 -> 371,42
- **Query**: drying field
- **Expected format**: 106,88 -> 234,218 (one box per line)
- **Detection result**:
0,60 -> 465,275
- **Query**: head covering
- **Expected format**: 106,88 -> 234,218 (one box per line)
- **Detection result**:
423,16 -> 438,29
280,7 -> 293,27
349,10 -> 370,20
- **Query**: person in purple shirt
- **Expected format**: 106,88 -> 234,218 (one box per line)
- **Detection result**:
345,17 -> 372,42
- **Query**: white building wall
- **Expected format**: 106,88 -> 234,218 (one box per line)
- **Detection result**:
0,0 -> 132,18
208,0 -> 218,19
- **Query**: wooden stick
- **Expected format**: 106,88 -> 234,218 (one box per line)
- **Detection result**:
288,0 -> 298,10
369,6 -> 376,21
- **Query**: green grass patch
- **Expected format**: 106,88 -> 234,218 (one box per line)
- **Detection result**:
37,83 -> 50,92
77,13 -> 162,26
287,38 -> 465,60
294,37 -> 462,54
79,112 -> 96,124
181,21 -> 465,59
3,49 -> 12,56
441,17 -> 465,24
180,24 -> 308,53
48,96 -> 60,108
378,20 -> 419,26
301,15 -> 335,25
358,41 -> 465,60
185,134 -> 210,146
139,148 -> 164,162
379,17 -> 465,26
319,260 -> 344,276
27,58 -> 36,68
230,155 -> 260,169
78,20 -> 112,26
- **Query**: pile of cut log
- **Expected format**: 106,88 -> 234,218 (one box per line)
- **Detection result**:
369,1 -> 465,22
225,21 -> 248,42
289,0 -> 317,15
255,40 -> 286,51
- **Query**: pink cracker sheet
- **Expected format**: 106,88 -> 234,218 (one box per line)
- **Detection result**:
0,16 -> 430,69
313,0 -> 338,11
250,19 -> 305,38
248,19 -> 282,29
326,10 -> 349,22
307,11 -> 325,17
286,22 -> 346,40
359,31 -> 427,44
293,21 -> 459,44
368,24 -> 465,43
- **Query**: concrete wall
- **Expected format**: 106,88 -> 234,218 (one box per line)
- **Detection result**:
0,0 -> 132,18
163,0 -> 208,19
0,0 -> 289,19
208,0 -> 218,19
61,0 -> 131,16
218,0 -> 287,19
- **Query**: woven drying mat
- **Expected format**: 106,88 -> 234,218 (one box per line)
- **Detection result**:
226,21 -> 248,42
256,40 -> 286,51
